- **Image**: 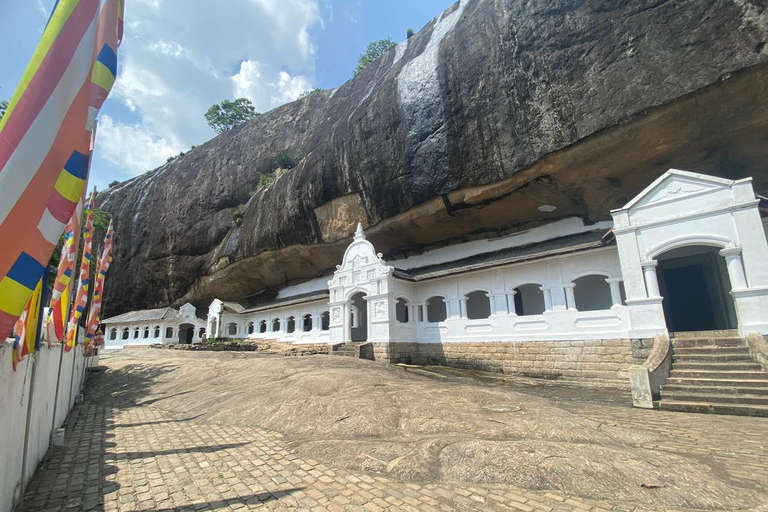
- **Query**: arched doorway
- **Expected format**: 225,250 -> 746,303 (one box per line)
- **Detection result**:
178,323 -> 195,344
350,292 -> 368,341
656,245 -> 737,332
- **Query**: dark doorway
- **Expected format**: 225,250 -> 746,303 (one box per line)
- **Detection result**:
656,246 -> 736,332
178,323 -> 195,344
350,292 -> 368,342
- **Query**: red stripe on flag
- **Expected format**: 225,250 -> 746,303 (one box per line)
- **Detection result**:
0,0 -> 100,173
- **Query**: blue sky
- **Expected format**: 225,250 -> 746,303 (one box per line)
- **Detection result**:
0,0 -> 452,192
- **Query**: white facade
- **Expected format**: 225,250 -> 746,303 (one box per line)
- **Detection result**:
612,170 -> 768,338
103,303 -> 207,349
207,298 -> 331,344
204,170 -> 768,346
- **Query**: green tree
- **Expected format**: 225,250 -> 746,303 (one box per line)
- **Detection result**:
272,150 -> 304,170
299,88 -> 322,99
0,100 -> 8,121
205,98 -> 259,134
108,180 -> 120,188
353,38 -> 396,76
406,28 -> 415,38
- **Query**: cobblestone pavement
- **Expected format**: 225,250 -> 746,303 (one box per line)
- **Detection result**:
22,352 -> 768,512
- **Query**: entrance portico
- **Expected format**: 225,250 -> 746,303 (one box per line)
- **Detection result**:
612,170 -> 768,337
328,224 -> 395,345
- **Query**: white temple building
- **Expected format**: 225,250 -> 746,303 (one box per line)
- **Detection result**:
101,302 -> 207,349
103,170 -> 768,396
207,170 -> 768,344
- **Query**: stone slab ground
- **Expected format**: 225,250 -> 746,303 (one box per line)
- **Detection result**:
21,350 -> 768,511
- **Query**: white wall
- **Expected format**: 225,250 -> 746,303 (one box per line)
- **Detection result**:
218,300 -> 331,344
0,341 -> 91,512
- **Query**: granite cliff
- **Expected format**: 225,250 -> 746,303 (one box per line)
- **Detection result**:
99,0 -> 768,315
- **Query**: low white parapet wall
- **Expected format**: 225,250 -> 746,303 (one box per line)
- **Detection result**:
0,341 -> 91,512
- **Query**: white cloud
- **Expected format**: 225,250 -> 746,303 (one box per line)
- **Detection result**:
96,115 -> 184,176
95,0 -> 322,176
271,71 -> 313,105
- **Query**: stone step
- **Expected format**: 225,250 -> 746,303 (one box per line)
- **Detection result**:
671,329 -> 740,339
673,355 -> 755,364
662,384 -> 768,396
671,362 -> 763,371
668,369 -> 768,380
662,390 -> 768,405
672,346 -> 750,355
658,400 -> 768,417
672,337 -> 743,348
665,377 -> 768,387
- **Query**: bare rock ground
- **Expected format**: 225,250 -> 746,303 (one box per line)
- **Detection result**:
87,349 -> 768,510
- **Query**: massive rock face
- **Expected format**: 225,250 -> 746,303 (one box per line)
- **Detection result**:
100,0 -> 768,316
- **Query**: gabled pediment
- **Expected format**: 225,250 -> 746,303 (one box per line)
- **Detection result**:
620,169 -> 735,212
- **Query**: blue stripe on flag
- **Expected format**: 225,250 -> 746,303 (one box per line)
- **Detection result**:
7,252 -> 44,290
64,151 -> 90,180
97,45 -> 118,76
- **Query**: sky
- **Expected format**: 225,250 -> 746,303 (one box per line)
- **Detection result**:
0,0 -> 453,192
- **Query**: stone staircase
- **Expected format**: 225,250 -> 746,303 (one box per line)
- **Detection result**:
331,341 -> 373,360
659,331 -> 768,417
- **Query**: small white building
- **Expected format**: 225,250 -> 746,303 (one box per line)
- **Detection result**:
202,170 -> 768,383
101,303 -> 207,349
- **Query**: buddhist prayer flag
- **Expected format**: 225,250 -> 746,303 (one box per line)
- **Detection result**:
85,219 -> 114,345
65,189 -> 96,351
0,0 -> 124,339
12,278 -> 44,370
47,197 -> 85,345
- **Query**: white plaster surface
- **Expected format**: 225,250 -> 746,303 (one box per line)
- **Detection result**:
0,341 -> 90,512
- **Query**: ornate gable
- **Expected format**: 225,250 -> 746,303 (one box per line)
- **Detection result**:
622,169 -> 734,212
328,223 -> 393,300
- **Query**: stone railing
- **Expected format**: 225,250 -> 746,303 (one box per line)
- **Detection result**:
628,334 -> 672,408
745,333 -> 768,370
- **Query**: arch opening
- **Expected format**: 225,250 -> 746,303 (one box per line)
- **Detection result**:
573,275 -> 613,312
350,292 -> 368,341
514,284 -> 545,316
465,291 -> 491,319
303,314 -> 312,332
321,311 -> 330,331
656,245 -> 737,332
426,296 -> 447,322
287,316 -> 296,334
178,323 -> 195,344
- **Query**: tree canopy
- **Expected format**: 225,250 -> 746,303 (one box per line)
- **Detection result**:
204,98 -> 259,134
0,100 -> 8,121
353,38 -> 396,76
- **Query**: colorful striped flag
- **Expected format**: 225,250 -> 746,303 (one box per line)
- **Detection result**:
85,218 -> 114,345
12,278 -> 44,370
47,196 -> 84,345
0,0 -> 124,339
65,189 -> 96,351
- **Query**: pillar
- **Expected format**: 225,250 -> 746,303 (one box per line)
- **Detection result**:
641,261 -> 661,298
506,291 -> 517,316
564,284 -> 576,310
606,278 -> 623,307
343,302 -> 351,342
541,287 -> 553,311
459,299 -> 468,319
720,247 -> 748,290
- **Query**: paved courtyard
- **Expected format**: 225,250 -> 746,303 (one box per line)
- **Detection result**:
22,349 -> 768,511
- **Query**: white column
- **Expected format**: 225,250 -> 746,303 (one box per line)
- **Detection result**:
720,247 -> 748,290
541,287 -> 553,311
564,284 -> 576,310
606,278 -> 623,307
459,299 -> 468,318
409,305 -> 416,323
641,261 -> 661,298
506,291 -> 517,316
418,304 -> 425,322
343,302 -> 351,342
